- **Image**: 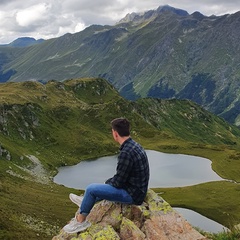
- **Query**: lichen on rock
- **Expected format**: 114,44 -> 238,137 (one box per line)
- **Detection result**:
52,189 -> 208,240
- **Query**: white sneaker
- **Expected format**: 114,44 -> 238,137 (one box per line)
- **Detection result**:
63,219 -> 91,233
69,193 -> 83,206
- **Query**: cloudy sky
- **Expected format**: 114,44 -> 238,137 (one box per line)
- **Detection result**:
0,0 -> 239,44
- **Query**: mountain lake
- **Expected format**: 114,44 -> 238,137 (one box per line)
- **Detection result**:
54,150 -> 228,233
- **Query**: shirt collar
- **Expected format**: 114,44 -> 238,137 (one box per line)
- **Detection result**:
120,137 -> 131,150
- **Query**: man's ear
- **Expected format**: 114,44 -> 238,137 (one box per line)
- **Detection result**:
113,130 -> 118,138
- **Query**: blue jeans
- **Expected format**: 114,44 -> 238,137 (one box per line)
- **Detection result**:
80,183 -> 133,216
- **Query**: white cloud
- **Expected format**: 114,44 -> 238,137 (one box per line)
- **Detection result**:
75,22 -> 86,32
16,3 -> 50,27
0,0 -> 239,44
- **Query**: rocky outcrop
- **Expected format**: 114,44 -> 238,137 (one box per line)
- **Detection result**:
52,189 -> 207,240
0,103 -> 40,139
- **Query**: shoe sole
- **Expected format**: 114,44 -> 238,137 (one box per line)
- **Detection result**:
64,221 -> 91,233
69,193 -> 82,206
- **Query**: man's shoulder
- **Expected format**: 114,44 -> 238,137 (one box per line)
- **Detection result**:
122,138 -> 140,150
122,139 -> 146,157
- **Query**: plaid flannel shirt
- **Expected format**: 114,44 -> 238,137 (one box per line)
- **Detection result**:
106,138 -> 149,205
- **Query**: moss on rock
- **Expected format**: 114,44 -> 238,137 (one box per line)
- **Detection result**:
53,189 -> 207,240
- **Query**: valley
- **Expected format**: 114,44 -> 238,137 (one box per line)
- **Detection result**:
0,78 -> 240,239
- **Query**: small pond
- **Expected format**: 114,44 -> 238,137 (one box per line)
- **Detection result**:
174,207 -> 228,233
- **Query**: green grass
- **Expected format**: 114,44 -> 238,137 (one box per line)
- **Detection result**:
211,230 -> 240,240
208,230 -> 240,240
0,160 -> 84,239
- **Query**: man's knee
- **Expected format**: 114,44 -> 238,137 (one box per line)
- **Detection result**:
86,183 -> 105,194
86,183 -> 97,192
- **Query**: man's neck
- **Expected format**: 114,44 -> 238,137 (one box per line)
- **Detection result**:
118,136 -> 130,145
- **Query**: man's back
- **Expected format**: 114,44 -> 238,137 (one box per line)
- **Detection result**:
106,138 -> 149,205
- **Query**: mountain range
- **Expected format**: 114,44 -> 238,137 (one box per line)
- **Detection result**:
0,5 -> 240,126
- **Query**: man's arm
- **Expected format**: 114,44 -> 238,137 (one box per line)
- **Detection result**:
105,151 -> 132,188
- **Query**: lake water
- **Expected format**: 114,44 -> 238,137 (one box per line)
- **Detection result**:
174,207 -> 228,233
54,150 -> 223,189
54,150 -> 226,233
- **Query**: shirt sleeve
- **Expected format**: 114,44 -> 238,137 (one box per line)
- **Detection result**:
105,151 -> 133,188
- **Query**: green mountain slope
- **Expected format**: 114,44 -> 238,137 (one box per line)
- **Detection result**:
0,77 -> 240,239
0,77 -> 240,179
1,78 -> 239,163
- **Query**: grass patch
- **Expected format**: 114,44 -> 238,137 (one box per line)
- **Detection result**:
0,163 -> 84,239
207,229 -> 240,240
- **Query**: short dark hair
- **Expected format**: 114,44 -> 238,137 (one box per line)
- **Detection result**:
111,118 -> 130,137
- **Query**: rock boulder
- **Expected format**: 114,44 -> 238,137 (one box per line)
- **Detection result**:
52,189 -> 207,240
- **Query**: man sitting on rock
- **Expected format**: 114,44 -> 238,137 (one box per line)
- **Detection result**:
63,117 -> 150,234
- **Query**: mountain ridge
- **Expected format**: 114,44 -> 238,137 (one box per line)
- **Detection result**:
0,5 -> 240,126
0,37 -> 44,47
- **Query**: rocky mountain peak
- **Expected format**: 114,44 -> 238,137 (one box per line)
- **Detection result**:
118,5 -> 189,24
156,5 -> 189,16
